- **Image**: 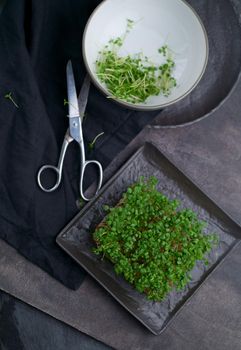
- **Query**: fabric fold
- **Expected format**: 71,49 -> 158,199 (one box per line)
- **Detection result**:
0,0 -> 160,289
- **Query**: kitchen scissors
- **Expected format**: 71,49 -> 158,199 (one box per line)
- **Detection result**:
37,60 -> 103,201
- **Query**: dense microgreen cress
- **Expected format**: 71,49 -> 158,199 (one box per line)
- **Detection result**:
93,177 -> 218,301
95,19 -> 176,104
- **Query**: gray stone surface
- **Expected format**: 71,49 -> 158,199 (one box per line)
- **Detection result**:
0,291 -> 110,350
1,74 -> 241,348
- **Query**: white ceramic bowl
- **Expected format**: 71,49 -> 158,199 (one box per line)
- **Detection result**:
83,0 -> 208,110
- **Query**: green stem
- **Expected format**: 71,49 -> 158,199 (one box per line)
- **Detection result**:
88,132 -> 105,151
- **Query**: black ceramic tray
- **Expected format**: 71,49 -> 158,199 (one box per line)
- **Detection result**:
154,0 -> 241,126
57,143 -> 240,335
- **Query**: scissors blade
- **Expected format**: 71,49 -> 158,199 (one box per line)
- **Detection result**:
78,74 -> 91,121
66,60 -> 85,143
66,60 -> 80,118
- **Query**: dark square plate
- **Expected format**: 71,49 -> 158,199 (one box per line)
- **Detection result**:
57,143 -> 240,335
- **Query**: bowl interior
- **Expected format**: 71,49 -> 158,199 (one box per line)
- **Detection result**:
83,0 -> 208,110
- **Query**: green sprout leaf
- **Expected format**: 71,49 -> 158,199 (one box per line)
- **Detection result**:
5,92 -> 19,108
64,98 -> 69,106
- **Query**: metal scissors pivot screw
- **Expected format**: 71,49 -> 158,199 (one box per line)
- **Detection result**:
37,61 -> 103,201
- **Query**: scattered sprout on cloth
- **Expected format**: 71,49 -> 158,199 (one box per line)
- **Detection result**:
95,19 -> 177,104
88,132 -> 105,151
4,92 -> 19,108
93,177 -> 218,301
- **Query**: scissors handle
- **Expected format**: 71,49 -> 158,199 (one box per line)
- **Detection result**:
37,165 -> 62,192
37,136 -> 70,192
80,160 -> 103,201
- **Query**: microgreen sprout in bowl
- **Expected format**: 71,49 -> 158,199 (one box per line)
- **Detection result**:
83,0 -> 208,110
95,19 -> 177,104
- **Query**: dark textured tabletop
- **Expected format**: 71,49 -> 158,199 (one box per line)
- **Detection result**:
1,73 -> 241,349
1,1 -> 241,349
